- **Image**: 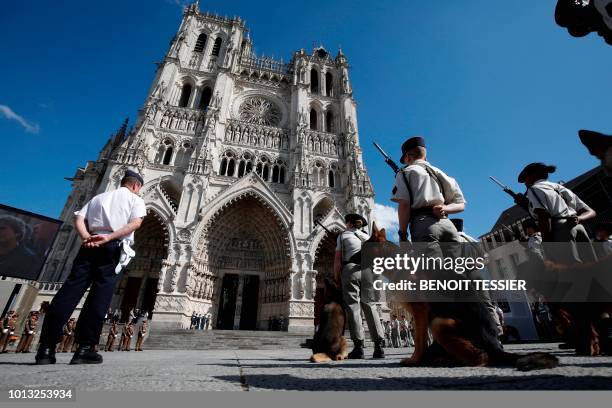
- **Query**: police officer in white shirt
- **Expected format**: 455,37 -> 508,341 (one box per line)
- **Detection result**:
391,136 -> 465,243
518,162 -> 596,263
36,170 -> 146,365
333,213 -> 385,359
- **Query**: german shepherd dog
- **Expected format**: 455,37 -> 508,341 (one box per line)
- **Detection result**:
310,276 -> 348,362
310,223 -> 390,363
374,229 -> 560,371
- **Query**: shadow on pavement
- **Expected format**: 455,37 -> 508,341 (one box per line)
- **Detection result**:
214,374 -> 612,390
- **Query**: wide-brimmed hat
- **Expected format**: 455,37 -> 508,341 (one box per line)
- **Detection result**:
399,136 -> 426,164
344,213 -> 367,225
518,163 -> 556,183
579,129 -> 612,157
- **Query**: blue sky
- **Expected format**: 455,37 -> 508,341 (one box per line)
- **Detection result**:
0,0 -> 610,237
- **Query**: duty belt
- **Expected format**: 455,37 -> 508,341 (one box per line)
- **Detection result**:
410,206 -> 436,217
341,252 -> 361,267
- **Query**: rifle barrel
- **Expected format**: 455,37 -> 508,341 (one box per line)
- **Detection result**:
489,176 -> 508,190
314,219 -> 332,235
373,141 -> 387,156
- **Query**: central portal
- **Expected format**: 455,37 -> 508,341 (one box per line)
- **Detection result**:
200,194 -> 291,330
216,273 -> 260,330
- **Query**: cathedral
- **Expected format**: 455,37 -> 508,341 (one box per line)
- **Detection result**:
40,3 -> 374,332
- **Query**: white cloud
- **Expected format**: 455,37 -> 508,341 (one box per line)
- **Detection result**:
372,202 -> 399,239
166,0 -> 191,8
0,104 -> 40,134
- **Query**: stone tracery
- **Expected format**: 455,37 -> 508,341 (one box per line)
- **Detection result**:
238,96 -> 282,127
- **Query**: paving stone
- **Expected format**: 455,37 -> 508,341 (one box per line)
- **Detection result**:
0,343 -> 610,391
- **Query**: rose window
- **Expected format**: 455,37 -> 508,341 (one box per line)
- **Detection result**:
238,97 -> 281,126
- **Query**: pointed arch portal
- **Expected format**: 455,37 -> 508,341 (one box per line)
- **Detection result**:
198,194 -> 291,330
114,211 -> 168,321
312,228 -> 339,327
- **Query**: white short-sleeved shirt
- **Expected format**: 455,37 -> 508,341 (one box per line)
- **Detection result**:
526,180 -> 590,219
335,229 -> 369,263
75,187 -> 147,243
390,159 -> 465,209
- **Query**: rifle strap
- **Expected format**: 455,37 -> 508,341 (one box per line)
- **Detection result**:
398,169 -> 414,206
527,185 -> 573,219
418,163 -> 446,202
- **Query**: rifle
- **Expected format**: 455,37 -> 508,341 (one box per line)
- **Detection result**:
488,176 -> 530,213
373,141 -> 412,241
314,219 -> 333,235
373,141 -> 401,174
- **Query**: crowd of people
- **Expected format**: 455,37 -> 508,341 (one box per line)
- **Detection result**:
189,311 -> 211,330
382,315 -> 415,348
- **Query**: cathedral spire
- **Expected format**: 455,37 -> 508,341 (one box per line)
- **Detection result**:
113,117 -> 129,147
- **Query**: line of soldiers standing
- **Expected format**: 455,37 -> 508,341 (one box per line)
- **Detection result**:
384,131 -> 612,358
0,310 -> 149,354
0,310 -> 40,353
104,320 -> 147,352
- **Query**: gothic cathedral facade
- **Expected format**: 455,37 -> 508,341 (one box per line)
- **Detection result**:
40,3 -> 374,332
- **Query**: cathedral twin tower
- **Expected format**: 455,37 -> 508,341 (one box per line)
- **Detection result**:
41,3 -> 374,332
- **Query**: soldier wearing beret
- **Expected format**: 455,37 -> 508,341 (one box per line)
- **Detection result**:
35,169 -> 146,365
333,213 -> 385,359
391,136 -> 465,243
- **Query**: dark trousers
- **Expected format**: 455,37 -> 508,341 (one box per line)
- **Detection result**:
40,242 -> 122,348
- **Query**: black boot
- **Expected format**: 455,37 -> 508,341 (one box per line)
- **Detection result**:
35,344 -> 56,365
348,339 -> 365,359
373,340 -> 385,359
70,345 -> 103,365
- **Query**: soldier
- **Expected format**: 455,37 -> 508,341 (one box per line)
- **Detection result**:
518,162 -> 597,263
62,318 -> 76,353
135,320 -> 147,351
522,219 -> 544,260
118,324 -> 126,351
0,311 -> 15,352
1,312 -> 19,353
35,170 -> 146,365
392,136 -> 471,361
390,314 -> 400,348
58,318 -> 71,352
384,320 -> 392,347
391,136 -> 465,244
333,213 -> 385,359
105,321 -> 118,352
121,322 -> 134,351
16,312 -> 38,353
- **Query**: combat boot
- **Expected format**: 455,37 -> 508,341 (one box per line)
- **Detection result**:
70,345 -> 103,364
372,340 -> 385,359
347,339 -> 364,359
34,344 -> 56,365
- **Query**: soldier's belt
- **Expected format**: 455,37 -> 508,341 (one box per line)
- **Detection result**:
410,206 -> 436,217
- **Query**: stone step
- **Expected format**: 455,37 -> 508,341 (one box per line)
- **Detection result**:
143,328 -> 376,350
99,323 -> 378,351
